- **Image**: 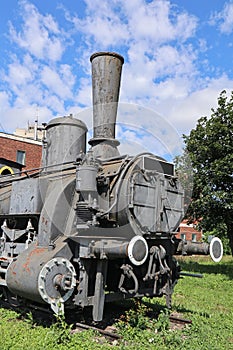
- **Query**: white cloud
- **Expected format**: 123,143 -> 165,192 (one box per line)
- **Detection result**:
1,0 -> 233,154
2,55 -> 43,108
124,0 -> 197,43
78,16 -> 128,48
75,78 -> 92,107
8,0 -> 65,61
0,0 -> 78,129
0,92 -> 11,128
160,74 -> 233,135
65,0 -> 233,147
40,65 -> 74,99
4,56 -> 34,89
122,44 -> 197,100
116,103 -> 183,157
68,0 -> 197,57
210,2 -> 233,34
1,52 -> 75,111
0,105 -> 53,131
155,77 -> 190,100
67,0 -> 199,113
40,93 -> 65,115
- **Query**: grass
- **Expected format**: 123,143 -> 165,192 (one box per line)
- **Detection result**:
0,256 -> 232,349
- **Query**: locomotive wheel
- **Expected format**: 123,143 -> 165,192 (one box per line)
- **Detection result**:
38,257 -> 77,314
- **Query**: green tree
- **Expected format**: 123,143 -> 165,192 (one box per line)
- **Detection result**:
177,90 -> 233,254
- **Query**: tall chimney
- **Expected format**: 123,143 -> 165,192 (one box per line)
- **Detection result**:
89,52 -> 124,159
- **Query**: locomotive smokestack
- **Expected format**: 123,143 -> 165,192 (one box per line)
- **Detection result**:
89,52 -> 124,158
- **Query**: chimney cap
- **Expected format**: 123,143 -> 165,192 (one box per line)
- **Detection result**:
90,51 -> 124,64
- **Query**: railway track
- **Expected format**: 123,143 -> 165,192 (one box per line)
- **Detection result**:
70,313 -> 192,342
71,322 -> 122,341
169,314 -> 192,325
0,295 -> 192,342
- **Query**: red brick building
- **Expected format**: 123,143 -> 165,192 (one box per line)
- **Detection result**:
176,219 -> 202,242
0,132 -> 42,173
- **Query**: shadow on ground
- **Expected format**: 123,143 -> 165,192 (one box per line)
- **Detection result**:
177,257 -> 233,280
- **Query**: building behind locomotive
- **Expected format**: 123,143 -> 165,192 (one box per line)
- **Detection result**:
0,51 -> 223,321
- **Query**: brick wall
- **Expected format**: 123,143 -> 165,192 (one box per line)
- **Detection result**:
176,220 -> 202,242
0,133 -> 42,171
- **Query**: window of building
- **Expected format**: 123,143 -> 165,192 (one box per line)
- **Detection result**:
180,233 -> 186,241
192,234 -> 197,242
17,150 -> 26,165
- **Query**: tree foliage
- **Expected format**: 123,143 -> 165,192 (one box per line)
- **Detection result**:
176,90 -> 233,254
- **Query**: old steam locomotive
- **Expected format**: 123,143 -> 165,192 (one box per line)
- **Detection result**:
0,52 -> 223,321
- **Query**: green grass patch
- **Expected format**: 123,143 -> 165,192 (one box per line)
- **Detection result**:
0,256 -> 232,349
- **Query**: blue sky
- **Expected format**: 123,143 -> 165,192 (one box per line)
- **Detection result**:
0,0 -> 233,157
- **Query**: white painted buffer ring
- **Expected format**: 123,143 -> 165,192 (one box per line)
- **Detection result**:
210,237 -> 223,263
128,236 -> 148,266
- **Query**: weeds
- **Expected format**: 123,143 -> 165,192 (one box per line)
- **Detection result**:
155,309 -> 170,332
24,311 -> 35,327
122,300 -> 150,330
50,314 -> 72,345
